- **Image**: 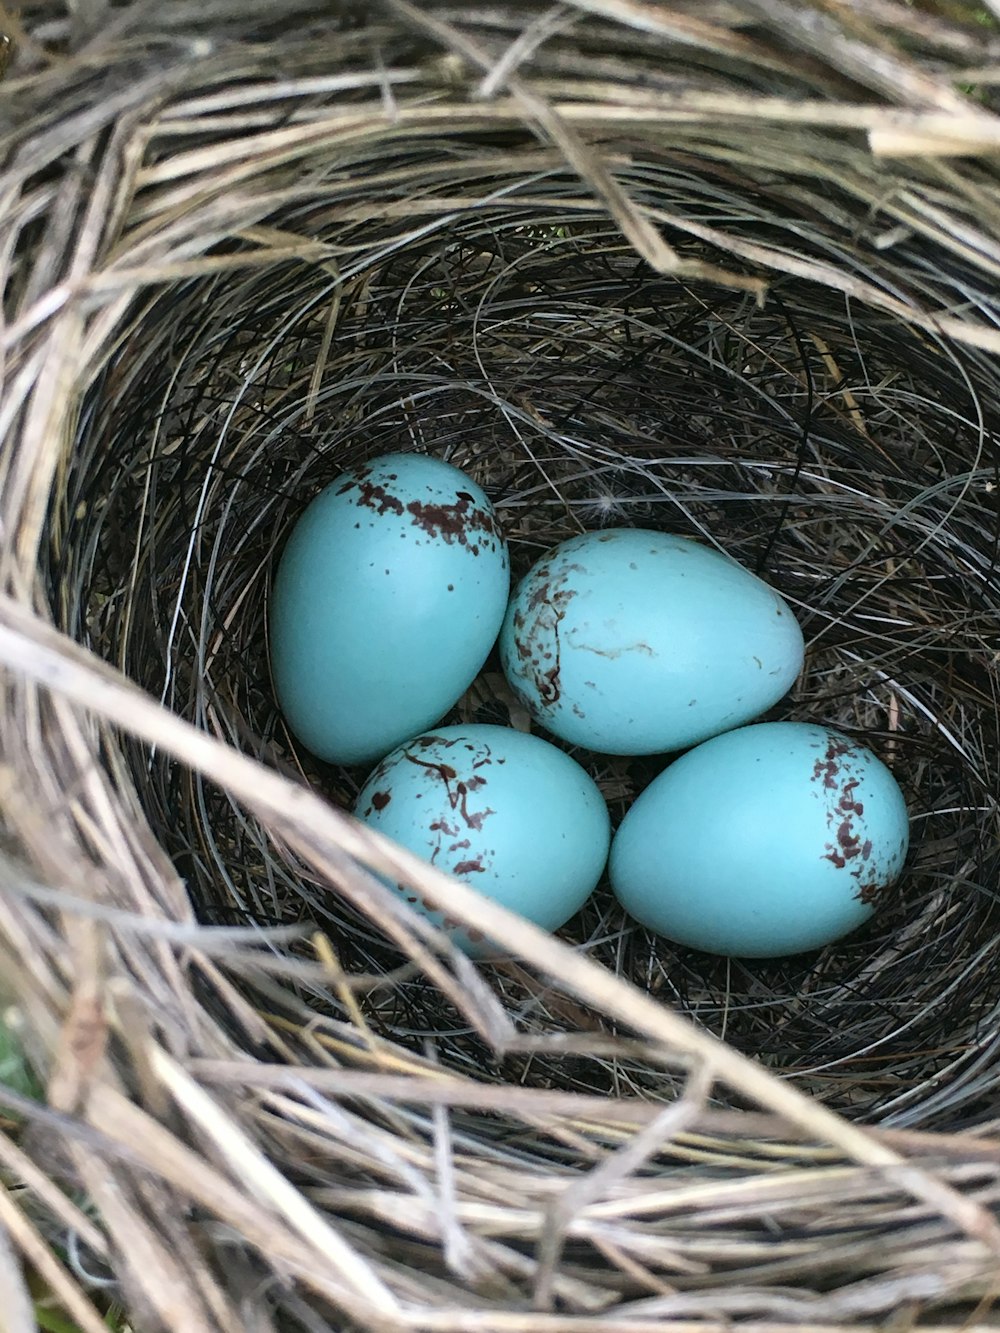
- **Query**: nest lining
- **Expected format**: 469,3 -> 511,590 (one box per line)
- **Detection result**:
8,2 -> 1000,1329
49,168 -> 1000,1125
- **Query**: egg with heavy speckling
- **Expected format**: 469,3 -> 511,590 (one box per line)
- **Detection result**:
270,453 -> 509,766
610,722 -> 909,958
499,528 -> 803,756
354,724 -> 611,954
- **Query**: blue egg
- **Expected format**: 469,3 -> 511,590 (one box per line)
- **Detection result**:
610,722 -> 909,957
270,454 -> 509,765
354,725 -> 610,954
500,529 -> 803,756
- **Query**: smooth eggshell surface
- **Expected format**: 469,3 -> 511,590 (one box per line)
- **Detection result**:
354,725 -> 611,954
500,529 -> 804,755
270,453 -> 509,766
610,722 -> 909,957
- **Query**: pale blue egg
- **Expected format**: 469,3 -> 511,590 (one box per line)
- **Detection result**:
500,529 -> 803,755
354,725 -> 611,954
270,454 -> 509,766
610,721 -> 909,957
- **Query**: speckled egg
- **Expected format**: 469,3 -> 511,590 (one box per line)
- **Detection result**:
499,528 -> 804,756
610,722 -> 910,958
270,454 -> 509,766
354,725 -> 611,954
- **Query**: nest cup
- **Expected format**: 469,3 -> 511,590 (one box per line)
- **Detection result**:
8,2 -> 1000,1328
63,192 -> 1000,1124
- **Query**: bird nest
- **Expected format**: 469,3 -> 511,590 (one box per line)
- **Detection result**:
6,2 -> 1000,1330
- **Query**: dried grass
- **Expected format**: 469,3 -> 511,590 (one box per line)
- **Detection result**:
4,1 -> 1000,1329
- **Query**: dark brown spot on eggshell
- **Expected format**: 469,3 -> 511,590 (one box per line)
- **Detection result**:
349,470 -> 502,554
835,818 -> 861,860
406,740 -> 499,876
811,735 -> 855,791
371,790 -> 391,811
816,736 -> 879,888
405,495 -> 501,552
837,779 -> 864,817
460,794 -> 495,831
353,481 -> 405,516
527,586 -> 550,614
509,562 -> 589,710
453,858 -> 486,876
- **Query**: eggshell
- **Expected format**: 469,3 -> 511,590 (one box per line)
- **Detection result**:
609,721 -> 910,957
499,528 -> 803,755
270,454 -> 509,765
354,724 -> 611,954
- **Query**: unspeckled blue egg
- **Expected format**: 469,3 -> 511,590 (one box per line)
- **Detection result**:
500,529 -> 804,756
270,454 -> 509,766
354,725 -> 611,954
610,722 -> 909,958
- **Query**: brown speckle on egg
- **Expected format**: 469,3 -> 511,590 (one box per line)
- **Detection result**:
353,480 -> 405,516
857,881 -> 880,906
816,738 -> 878,887
453,858 -> 486,876
507,561 -> 586,710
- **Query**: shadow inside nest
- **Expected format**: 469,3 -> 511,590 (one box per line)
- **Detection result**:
49,199 -> 1000,1129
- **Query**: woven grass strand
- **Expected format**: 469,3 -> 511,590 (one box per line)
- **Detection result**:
4,2 -> 1000,1329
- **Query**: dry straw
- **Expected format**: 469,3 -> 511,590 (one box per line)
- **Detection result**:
5,0 -> 1000,1329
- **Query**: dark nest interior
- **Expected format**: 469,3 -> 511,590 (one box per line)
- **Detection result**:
53,165 -> 1000,1127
